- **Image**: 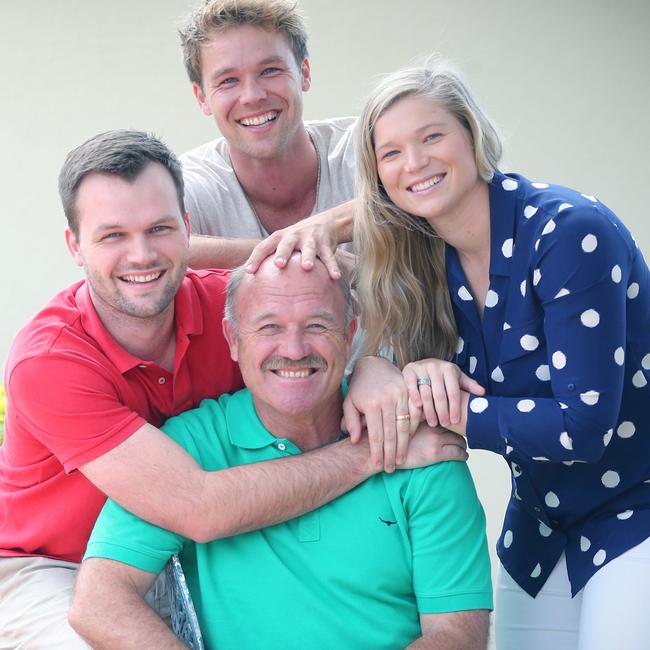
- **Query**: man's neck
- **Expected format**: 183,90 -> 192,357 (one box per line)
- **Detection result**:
254,393 -> 344,452
228,127 -> 319,232
91,297 -> 177,372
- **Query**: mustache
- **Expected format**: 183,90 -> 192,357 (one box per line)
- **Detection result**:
261,354 -> 327,371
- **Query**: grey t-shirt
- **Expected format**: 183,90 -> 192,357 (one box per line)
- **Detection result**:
181,117 -> 357,237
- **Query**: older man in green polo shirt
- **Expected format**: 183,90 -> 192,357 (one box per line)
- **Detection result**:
70,255 -> 492,649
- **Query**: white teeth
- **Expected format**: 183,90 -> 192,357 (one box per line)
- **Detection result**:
122,272 -> 162,283
275,369 -> 312,378
239,111 -> 278,127
410,175 -> 444,192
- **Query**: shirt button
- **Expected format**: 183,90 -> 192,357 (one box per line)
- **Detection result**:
277,443 -> 286,451
567,383 -> 575,391
533,506 -> 541,513
158,377 -> 166,385
138,364 -> 147,369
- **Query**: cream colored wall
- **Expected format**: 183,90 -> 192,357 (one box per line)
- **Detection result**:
1,1 -> 649,632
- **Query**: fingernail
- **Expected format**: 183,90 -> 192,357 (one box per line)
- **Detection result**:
275,256 -> 286,266
303,258 -> 313,267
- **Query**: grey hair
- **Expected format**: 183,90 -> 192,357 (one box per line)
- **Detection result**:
225,263 -> 355,335
58,130 -> 184,237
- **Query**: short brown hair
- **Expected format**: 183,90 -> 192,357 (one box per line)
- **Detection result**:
58,130 -> 184,237
179,0 -> 309,87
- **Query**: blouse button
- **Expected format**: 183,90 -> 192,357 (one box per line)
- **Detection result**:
567,383 -> 575,391
533,506 -> 541,513
158,377 -> 166,385
277,443 -> 286,451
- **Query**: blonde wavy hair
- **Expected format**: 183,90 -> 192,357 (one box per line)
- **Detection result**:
354,57 -> 502,367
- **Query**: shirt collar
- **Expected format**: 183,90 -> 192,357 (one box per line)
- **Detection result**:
76,274 -> 204,375
488,170 -> 520,278
226,389 -> 283,450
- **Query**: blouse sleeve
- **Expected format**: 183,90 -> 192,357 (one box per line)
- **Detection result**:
467,204 -> 642,462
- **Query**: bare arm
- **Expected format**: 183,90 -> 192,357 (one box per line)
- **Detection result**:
69,558 -> 183,650
189,234 -> 260,269
407,611 -> 490,649
80,423 -> 376,543
245,199 -> 355,278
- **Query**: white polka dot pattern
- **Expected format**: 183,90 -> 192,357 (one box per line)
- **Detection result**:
517,399 -> 535,413
580,309 -> 599,327
520,335 -> 539,351
446,171 -> 650,598
581,234 -> 598,252
552,351 -> 566,369
545,492 -> 560,508
469,398 -> 488,414
601,470 -> 620,488
485,290 -> 499,308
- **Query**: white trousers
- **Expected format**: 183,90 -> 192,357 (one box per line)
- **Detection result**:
495,535 -> 650,650
0,555 -> 169,650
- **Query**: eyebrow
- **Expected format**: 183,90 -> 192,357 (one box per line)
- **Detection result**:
209,55 -> 287,84
374,121 -> 448,152
252,308 -> 338,324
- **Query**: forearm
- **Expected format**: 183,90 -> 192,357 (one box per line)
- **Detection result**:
193,436 -> 375,542
329,199 -> 354,244
189,234 -> 259,269
70,561 -> 183,650
407,611 -> 489,650
407,630 -> 482,649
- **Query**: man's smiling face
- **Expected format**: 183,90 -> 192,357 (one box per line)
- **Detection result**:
223,257 -> 355,425
66,162 -> 190,324
192,24 -> 311,160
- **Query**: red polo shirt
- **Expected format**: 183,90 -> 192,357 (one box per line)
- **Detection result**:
0,270 -> 242,563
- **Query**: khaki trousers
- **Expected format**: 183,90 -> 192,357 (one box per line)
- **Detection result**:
0,556 -> 89,650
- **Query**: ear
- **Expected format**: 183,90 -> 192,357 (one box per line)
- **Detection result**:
192,82 -> 212,117
300,57 -> 311,92
222,318 -> 239,362
65,228 -> 84,268
183,211 -> 191,239
344,316 -> 358,358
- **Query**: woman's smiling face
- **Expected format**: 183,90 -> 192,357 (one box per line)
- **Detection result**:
373,94 -> 482,228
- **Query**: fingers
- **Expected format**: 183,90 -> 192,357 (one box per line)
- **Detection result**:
442,365 -> 462,425
320,245 -> 342,280
342,398 -> 363,444
403,364 -> 423,409
245,235 -> 282,273
458,372 -> 486,396
364,405 -> 384,470
393,393 -> 412,470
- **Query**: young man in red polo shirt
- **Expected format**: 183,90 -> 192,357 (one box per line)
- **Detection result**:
0,130 -> 472,648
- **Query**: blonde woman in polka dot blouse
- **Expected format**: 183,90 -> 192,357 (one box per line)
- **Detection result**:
352,58 -> 650,649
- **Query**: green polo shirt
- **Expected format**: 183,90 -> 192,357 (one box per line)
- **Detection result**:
86,389 -> 492,649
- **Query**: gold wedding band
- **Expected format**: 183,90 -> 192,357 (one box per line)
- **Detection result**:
396,414 -> 411,422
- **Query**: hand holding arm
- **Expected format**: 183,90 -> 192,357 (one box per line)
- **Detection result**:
245,199 -> 355,279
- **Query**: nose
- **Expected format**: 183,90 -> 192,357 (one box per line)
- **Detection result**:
278,326 -> 310,360
126,234 -> 157,267
239,76 -> 267,105
404,145 -> 428,174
